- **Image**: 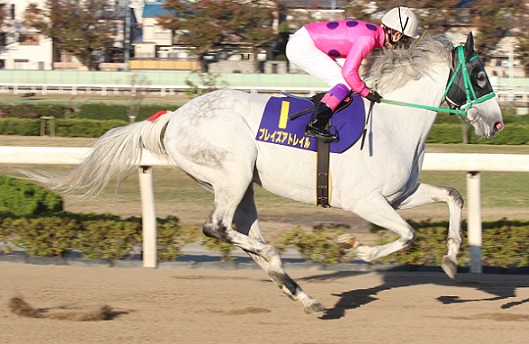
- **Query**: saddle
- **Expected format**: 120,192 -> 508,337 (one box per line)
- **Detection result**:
288,92 -> 354,122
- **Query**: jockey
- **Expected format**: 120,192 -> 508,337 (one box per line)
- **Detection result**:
286,6 -> 420,142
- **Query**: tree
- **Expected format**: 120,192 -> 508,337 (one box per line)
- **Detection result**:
225,1 -> 275,72
24,0 -> 117,70
158,0 -> 233,72
469,0 -> 522,63
346,1 -> 525,62
346,1 -> 462,35
0,5 -> 7,51
159,0 -> 275,72
516,33 -> 529,75
0,4 -> 5,24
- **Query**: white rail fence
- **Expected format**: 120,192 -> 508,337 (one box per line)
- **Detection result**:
1,146 -> 529,272
0,82 -> 328,97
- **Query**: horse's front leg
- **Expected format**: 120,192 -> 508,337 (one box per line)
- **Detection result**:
393,183 -> 464,279
339,193 -> 417,263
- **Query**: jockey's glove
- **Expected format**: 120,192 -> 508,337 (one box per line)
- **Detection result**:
366,89 -> 382,103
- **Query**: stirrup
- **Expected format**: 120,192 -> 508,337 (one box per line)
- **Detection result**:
305,125 -> 338,143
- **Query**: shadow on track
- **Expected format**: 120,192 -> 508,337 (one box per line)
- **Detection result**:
300,270 -> 529,320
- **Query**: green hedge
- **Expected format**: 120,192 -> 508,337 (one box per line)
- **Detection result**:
427,123 -> 529,144
0,103 -> 70,118
77,103 -> 128,121
274,225 -> 350,265
475,124 -> 529,144
77,103 -> 175,122
1,102 -> 528,143
1,117 -> 527,144
0,174 -> 63,216
1,101 -> 528,124
0,213 -> 197,260
435,112 -> 529,125
373,219 -> 529,268
1,212 -> 529,268
54,119 -> 128,137
0,102 -> 175,121
0,118 -> 127,137
0,118 -> 41,135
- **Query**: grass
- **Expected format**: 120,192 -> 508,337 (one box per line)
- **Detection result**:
420,144 -> 529,211
425,143 -> 529,154
419,171 -> 529,209
0,136 -> 528,241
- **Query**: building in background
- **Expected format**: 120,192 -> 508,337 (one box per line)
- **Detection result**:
0,0 -> 53,70
0,0 -> 526,78
0,0 -> 138,71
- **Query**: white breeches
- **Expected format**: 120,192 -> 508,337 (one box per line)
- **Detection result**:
286,27 -> 349,88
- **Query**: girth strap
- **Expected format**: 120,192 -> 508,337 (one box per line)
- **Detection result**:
316,139 -> 331,208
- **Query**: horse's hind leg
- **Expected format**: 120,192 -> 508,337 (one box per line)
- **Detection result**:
233,184 -> 325,314
198,160 -> 324,314
394,183 -> 464,279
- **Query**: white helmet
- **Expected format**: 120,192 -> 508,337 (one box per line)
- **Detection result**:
381,7 -> 419,39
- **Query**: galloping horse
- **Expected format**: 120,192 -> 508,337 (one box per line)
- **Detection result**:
29,33 -> 503,314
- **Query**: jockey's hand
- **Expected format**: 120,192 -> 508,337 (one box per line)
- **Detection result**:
366,89 -> 382,103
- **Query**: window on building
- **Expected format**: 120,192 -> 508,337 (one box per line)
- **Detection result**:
153,29 -> 171,41
19,33 -> 40,45
14,59 -> 29,69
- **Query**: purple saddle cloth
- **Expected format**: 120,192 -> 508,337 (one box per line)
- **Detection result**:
256,94 -> 366,153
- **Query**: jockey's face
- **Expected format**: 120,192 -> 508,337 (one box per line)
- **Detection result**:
385,30 -> 404,48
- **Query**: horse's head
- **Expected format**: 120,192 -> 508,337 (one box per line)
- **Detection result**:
445,32 -> 504,139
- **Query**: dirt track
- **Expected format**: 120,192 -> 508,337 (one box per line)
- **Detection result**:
2,262 -> 529,344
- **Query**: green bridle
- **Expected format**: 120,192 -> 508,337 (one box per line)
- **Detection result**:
380,44 -> 496,120
444,45 -> 496,112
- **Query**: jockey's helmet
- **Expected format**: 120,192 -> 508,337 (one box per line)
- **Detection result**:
382,7 -> 419,39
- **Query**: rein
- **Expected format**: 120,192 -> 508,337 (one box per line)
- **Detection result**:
378,45 -> 495,120
380,98 -> 466,115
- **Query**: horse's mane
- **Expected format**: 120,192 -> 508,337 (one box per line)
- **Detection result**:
368,35 -> 454,94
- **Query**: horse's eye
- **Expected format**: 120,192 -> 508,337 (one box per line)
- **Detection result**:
472,68 -> 487,88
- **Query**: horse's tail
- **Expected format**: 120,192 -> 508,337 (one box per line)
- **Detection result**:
24,110 -> 173,198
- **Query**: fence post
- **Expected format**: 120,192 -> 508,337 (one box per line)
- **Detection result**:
139,166 -> 157,268
466,171 -> 482,273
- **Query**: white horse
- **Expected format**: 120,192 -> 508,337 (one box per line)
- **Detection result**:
28,33 -> 503,314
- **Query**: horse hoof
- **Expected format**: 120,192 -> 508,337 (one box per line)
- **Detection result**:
335,233 -> 359,250
354,245 -> 376,262
304,300 -> 327,315
441,256 -> 458,279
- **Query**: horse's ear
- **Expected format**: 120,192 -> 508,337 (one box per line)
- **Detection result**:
464,32 -> 475,58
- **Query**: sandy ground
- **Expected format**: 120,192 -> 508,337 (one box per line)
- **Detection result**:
2,263 -> 529,344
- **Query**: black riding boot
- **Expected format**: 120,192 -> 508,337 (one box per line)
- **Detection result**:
305,102 -> 338,142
